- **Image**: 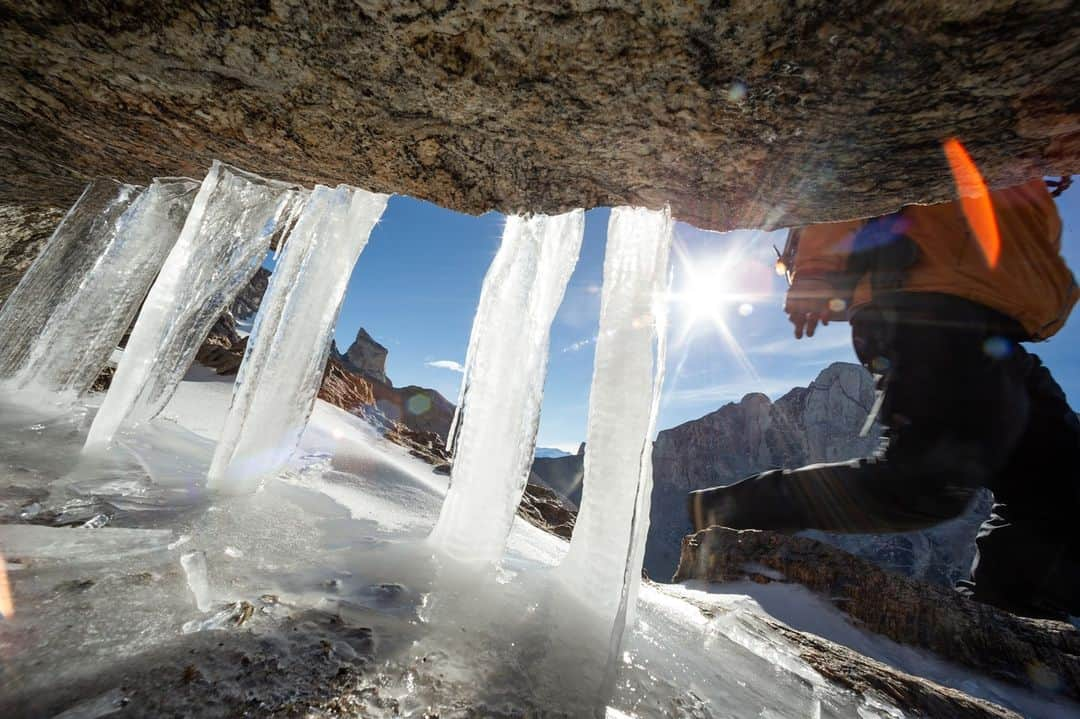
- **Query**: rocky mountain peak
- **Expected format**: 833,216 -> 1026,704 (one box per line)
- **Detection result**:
342,327 -> 390,386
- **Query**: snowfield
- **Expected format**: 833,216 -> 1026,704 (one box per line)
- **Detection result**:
0,373 -> 1074,717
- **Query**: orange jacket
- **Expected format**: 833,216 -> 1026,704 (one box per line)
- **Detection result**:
789,179 -> 1078,340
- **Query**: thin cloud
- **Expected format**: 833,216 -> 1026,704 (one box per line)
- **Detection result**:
562,336 -> 597,353
426,360 -> 464,373
662,375 -> 815,407
746,331 -> 853,357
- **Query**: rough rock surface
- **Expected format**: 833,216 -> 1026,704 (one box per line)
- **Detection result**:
675,526 -> 1080,703
0,203 -> 64,303
341,328 -> 391,385
531,362 -> 992,583
328,330 -> 453,439
516,482 -> 576,540
318,354 -> 378,413
2,2 -> 1078,230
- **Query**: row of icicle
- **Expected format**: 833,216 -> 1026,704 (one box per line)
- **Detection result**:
0,160 -> 672,634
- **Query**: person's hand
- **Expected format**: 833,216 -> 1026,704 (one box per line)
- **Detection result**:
784,276 -> 835,339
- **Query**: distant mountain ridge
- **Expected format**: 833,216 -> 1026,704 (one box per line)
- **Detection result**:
535,447 -> 572,459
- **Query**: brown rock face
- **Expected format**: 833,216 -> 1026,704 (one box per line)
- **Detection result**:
2,2 -> 1077,230
318,354 -> 377,412
0,204 -> 64,303
675,526 -> 1080,703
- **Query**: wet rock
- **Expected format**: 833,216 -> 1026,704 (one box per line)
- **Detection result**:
1,3 -> 1077,230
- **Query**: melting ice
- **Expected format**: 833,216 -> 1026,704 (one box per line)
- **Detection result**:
208,184 -> 389,493
560,206 -> 673,641
0,179 -> 142,383
84,161 -> 306,449
0,168 -> 944,717
429,210 -> 584,563
7,178 -> 199,396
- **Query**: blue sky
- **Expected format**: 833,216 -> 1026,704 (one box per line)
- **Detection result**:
330,187 -> 1080,451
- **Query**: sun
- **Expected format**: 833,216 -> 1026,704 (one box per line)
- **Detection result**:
665,234 -> 779,381
671,244 -> 765,326
681,262 -> 737,323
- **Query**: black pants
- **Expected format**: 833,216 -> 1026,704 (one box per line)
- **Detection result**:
691,293 -> 1080,618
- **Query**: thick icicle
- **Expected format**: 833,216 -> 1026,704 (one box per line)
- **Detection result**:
84,162 -> 305,450
559,206 -> 672,632
0,179 -> 142,379
430,210 -> 584,563
8,178 -> 199,395
207,185 -> 389,494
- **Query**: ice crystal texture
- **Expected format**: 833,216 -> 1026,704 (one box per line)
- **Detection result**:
85,162 -> 305,449
430,210 -> 584,563
208,184 -> 389,493
9,178 -> 198,395
561,206 -> 672,636
0,179 -> 141,380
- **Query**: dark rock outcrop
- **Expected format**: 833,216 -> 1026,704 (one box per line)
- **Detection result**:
2,3 -> 1077,231
330,327 -> 453,439
318,354 -> 377,414
675,526 -> 1080,703
676,587 -> 1020,719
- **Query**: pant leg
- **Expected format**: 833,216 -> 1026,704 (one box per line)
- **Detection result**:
965,505 -> 1080,618
966,353 -> 1080,617
689,294 -> 1029,534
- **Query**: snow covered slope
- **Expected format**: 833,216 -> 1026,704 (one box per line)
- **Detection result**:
0,374 -> 1070,717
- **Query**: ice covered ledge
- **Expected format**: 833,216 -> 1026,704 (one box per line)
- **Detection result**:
675,526 -> 1080,704
1,1 -> 1078,231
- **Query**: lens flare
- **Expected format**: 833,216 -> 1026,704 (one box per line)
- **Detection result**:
0,552 -> 13,618
943,138 -> 1000,268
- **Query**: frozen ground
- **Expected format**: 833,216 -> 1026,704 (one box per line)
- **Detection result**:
0,371 -> 1073,717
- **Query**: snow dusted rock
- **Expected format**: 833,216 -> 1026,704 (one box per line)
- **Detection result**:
675,526 -> 1080,705
2,3 -> 1077,230
646,362 -> 992,585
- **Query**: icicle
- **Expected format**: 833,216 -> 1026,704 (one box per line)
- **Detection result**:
430,210 -> 585,563
84,162 -> 306,451
7,178 -> 199,396
207,184 -> 389,494
559,206 -> 672,636
0,179 -> 142,380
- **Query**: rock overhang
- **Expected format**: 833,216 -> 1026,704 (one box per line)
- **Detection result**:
0,1 -> 1077,231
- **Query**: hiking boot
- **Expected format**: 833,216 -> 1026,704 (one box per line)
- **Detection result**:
687,486 -> 737,532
